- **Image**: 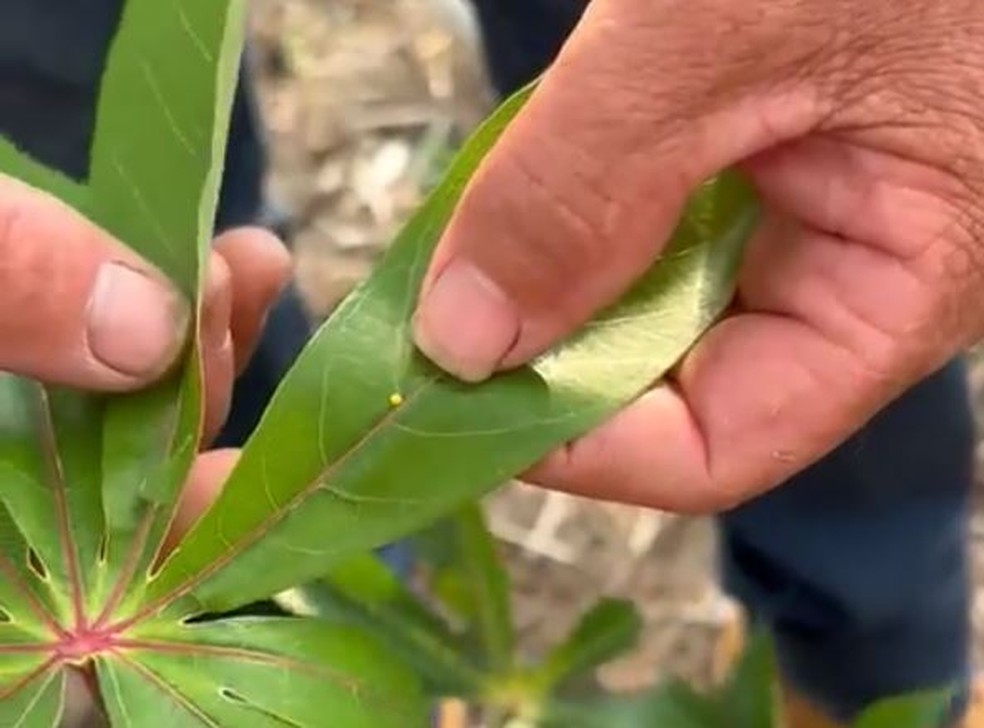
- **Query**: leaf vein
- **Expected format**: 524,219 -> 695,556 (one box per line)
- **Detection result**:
9,665 -> 59,728
110,152 -> 177,262
34,385 -> 86,629
114,652 -> 222,727
175,1 -> 215,62
136,58 -> 198,155
132,377 -> 440,618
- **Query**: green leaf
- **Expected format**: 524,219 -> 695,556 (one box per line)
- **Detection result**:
853,689 -> 954,728
88,0 -> 245,291
542,681 -> 717,728
275,552 -> 481,695
713,628 -> 776,728
535,598 -> 642,691
0,667 -> 65,728
97,618 -> 426,728
1,1 -> 423,725
88,0 -> 242,612
431,505 -> 515,674
541,631 -> 776,728
416,519 -> 476,622
149,85 -> 760,616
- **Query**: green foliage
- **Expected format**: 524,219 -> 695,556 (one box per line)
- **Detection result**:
1,2 -> 950,728
283,508 -> 957,728
280,507 -> 647,725
853,690 -> 955,728
0,0 -> 757,725
532,597 -> 642,694
542,630 -> 954,728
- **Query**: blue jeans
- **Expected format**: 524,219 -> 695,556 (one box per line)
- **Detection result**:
469,0 -> 974,720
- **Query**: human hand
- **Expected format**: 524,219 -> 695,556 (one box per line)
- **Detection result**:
0,174 -> 291,546
0,174 -> 290,440
411,0 -> 984,511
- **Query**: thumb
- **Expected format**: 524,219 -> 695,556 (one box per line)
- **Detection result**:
0,176 -> 190,390
412,0 -> 821,381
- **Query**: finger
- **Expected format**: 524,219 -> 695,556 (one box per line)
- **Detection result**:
525,217 -> 941,512
212,228 -> 292,374
160,448 -> 239,558
411,0 -> 824,382
0,176 -> 190,389
200,252 -> 235,445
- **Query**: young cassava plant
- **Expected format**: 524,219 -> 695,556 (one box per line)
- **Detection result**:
277,509 -> 958,728
276,503 -> 645,726
542,630 -> 956,728
0,0 -> 764,725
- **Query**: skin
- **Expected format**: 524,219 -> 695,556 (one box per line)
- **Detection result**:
0,175 -> 289,551
411,0 -> 984,513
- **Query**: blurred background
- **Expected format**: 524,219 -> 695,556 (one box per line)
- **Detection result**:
244,0 -> 984,694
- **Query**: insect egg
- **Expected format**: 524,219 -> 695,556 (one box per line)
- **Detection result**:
388,392 -> 404,407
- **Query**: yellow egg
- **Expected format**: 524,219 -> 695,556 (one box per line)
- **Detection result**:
388,392 -> 404,407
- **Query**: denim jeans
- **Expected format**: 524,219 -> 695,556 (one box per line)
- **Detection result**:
469,0 -> 974,720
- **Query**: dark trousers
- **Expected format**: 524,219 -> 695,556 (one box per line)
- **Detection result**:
467,0 -> 973,719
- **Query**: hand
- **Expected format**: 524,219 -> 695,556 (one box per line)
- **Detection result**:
411,0 -> 984,512
0,174 -> 291,546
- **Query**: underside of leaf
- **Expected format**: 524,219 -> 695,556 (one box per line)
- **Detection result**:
146,93 -> 759,618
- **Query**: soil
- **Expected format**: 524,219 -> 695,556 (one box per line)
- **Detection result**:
245,0 -> 984,702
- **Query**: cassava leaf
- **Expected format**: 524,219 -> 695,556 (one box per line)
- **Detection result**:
412,519 -> 475,620
88,0 -> 245,615
148,85 -> 760,616
713,629 -> 776,728
454,505 -> 515,673
535,598 -> 642,691
96,618 -> 425,727
1,1 -> 422,725
0,667 -> 65,728
543,630 -> 777,728
542,681 -> 717,728
427,505 -> 514,674
275,553 -> 481,695
853,689 -> 955,728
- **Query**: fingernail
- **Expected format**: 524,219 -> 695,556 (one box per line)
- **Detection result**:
412,259 -> 519,382
86,262 -> 190,378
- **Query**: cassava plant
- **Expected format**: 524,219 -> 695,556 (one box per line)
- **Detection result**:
276,503 -> 646,726
0,0 -> 756,724
277,507 -> 956,728
0,1 -> 954,726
